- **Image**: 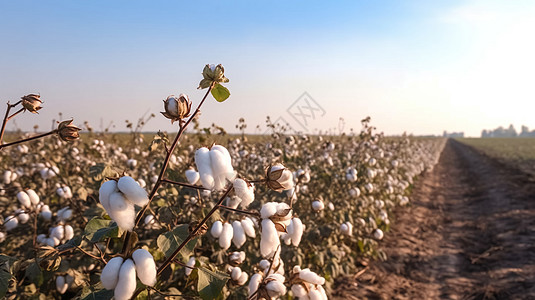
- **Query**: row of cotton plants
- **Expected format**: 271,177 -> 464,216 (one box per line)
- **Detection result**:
0,66 -> 445,300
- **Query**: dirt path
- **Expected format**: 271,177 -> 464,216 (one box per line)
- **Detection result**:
334,139 -> 535,299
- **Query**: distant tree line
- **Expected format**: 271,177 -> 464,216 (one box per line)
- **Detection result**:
481,125 -> 535,137
443,131 -> 464,138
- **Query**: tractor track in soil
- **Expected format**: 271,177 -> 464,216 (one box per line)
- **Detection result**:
334,139 -> 535,300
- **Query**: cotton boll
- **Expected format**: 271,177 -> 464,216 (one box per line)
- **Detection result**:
231,267 -> 242,281
248,273 -> 263,296
56,276 -> 68,294
36,234 -> 47,244
2,171 -> 11,184
309,288 -> 323,300
185,169 -> 200,185
299,269 -> 325,285
185,257 -> 196,276
237,271 -> 248,286
144,214 -> 155,225
4,216 -> 18,231
58,208 -> 73,221
99,180 -> 118,213
373,229 -> 384,240
312,200 -> 324,211
241,218 -> 256,238
219,222 -> 233,250
259,259 -> 270,271
114,259 -> 137,300
17,191 -> 31,208
291,284 -> 308,297
211,221 -> 223,238
266,279 -> 287,298
26,189 -> 40,206
233,178 -> 254,208
108,192 -> 136,231
118,176 -> 149,206
64,225 -> 74,240
40,209 -> 52,221
195,147 -> 215,190
232,221 -> 246,249
260,202 -> 278,219
16,210 -> 29,224
290,218 -> 303,246
318,285 -> 328,300
132,248 -> 157,286
226,196 -> 241,209
210,148 -> 233,190
45,237 -> 56,247
210,145 -> 234,182
260,219 -> 280,258
50,226 -> 65,240
63,186 -> 73,199
349,187 -> 361,198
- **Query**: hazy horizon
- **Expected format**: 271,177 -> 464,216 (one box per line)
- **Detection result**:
1,0 -> 534,138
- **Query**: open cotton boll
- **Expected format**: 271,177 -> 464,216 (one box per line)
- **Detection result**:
290,218 -> 303,246
64,225 -> 74,240
232,221 -> 246,248
299,268 -> 325,285
132,248 -> 157,286
17,191 -> 31,208
373,228 -> 384,240
260,219 -> 280,258
114,259 -> 137,300
318,285 -> 328,300
118,176 -> 149,206
226,196 -> 241,209
99,180 -> 118,213
266,278 -> 287,298
241,218 -> 256,238
4,216 -> 18,231
56,276 -> 68,294
209,148 -> 234,190
311,200 -> 324,211
50,226 -> 65,240
40,209 -> 52,221
308,288 -> 323,300
230,267 -> 242,281
37,234 -> 47,244
185,257 -> 195,276
233,179 -> 254,208
248,273 -> 263,296
291,284 -> 308,297
237,271 -> 248,286
260,202 -> 278,219
211,220 -> 223,238
16,210 -> 29,224
26,189 -> 40,206
57,207 -> 73,221
195,147 -> 215,190
185,169 -> 200,185
219,222 -> 233,250
108,192 -> 136,231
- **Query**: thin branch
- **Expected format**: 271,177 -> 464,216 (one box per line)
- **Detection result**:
161,178 -> 208,190
219,204 -> 260,217
0,130 -> 56,150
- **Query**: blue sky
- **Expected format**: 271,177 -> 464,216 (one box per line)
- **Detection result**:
1,0 -> 534,136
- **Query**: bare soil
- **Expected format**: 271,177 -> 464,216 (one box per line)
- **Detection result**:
334,139 -> 535,300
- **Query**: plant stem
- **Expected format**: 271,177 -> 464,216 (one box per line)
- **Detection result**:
122,85 -> 213,257
0,130 -> 56,150
0,101 -> 22,145
156,185 -> 233,276
161,178 -> 208,190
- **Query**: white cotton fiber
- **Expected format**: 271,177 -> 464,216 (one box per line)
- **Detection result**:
232,221 -> 246,249
17,191 -> 31,208
219,222 -> 234,250
241,217 -> 256,238
118,176 -> 149,206
185,169 -> 200,185
211,220 -> 223,238
195,147 -> 214,190
248,273 -> 263,296
132,248 -> 157,286
100,256 -> 124,290
260,219 -> 280,258
108,192 -> 136,231
233,178 -> 254,208
114,259 -> 137,300
26,189 -> 40,206
99,180 -> 118,213
260,202 -> 278,219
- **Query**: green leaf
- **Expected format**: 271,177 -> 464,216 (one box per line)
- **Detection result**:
24,261 -> 43,286
196,265 -> 229,300
57,236 -> 82,251
84,218 -> 121,242
0,255 -> 14,298
157,224 -> 198,259
211,83 -> 230,102
80,283 -> 114,300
